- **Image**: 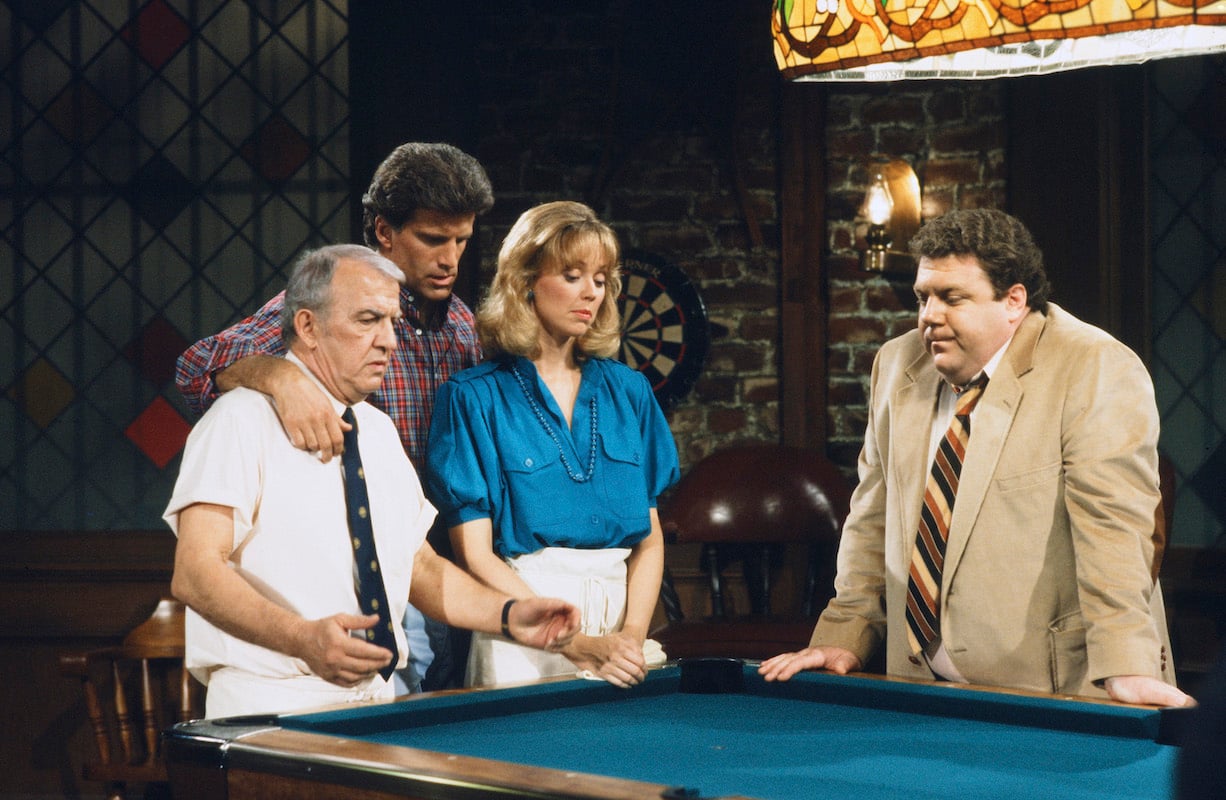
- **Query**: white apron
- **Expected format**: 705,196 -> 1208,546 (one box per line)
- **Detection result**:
467,547 -> 647,687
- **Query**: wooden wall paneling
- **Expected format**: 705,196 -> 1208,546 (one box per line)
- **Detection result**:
1005,67 -> 1149,360
779,82 -> 829,448
1,530 -> 175,637
1098,68 -> 1151,363
1,530 -> 175,798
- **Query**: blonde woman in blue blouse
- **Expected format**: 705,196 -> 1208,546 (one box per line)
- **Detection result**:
425,201 -> 680,688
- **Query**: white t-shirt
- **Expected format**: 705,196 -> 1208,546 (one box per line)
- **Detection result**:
164,354 -> 435,715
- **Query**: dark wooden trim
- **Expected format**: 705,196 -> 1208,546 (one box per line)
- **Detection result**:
779,82 -> 828,448
1005,66 -> 1150,362
3,529 -> 175,579
0,530 -> 174,639
1098,67 -> 1151,364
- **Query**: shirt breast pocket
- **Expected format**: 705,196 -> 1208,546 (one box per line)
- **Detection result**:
599,435 -> 648,518
501,446 -> 570,526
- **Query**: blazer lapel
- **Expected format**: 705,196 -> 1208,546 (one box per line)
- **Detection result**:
942,310 -> 1046,581
892,350 -> 943,563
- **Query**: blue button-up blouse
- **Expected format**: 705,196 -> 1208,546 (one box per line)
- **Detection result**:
425,356 -> 680,558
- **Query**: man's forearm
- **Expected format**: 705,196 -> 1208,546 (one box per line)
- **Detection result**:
409,543 -> 510,636
181,559 -> 310,659
172,504 -> 311,661
175,298 -> 288,416
216,354 -> 293,395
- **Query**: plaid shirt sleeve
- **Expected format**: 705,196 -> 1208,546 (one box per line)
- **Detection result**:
174,292 -> 289,418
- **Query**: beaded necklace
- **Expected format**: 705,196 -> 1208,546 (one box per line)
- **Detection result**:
510,362 -> 599,483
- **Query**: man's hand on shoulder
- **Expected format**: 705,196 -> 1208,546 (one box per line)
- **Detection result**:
218,355 -> 348,462
1104,674 -> 1195,707
267,364 -> 348,462
290,613 -> 394,688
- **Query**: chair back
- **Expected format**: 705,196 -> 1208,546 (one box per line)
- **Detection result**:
664,445 -> 849,547
653,445 -> 851,659
59,597 -> 201,800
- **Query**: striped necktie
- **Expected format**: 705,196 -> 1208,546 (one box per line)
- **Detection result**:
341,407 -> 399,681
905,377 -> 988,656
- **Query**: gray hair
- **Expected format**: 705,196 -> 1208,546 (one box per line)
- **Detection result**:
281,244 -> 402,344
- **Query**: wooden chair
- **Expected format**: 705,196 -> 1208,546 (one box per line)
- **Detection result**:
651,445 -> 852,661
58,597 -> 201,800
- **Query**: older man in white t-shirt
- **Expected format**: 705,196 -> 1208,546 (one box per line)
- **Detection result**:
165,244 -> 579,718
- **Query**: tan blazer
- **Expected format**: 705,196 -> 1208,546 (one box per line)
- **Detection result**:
812,304 -> 1176,697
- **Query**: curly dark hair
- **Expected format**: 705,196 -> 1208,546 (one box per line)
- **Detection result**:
361,142 -> 494,247
909,208 -> 1051,312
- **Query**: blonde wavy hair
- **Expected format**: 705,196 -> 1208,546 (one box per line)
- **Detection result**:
477,201 -> 623,360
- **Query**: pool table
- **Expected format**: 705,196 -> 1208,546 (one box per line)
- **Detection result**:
164,658 -> 1184,800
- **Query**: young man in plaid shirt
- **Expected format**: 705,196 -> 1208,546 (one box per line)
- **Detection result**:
175,142 -> 494,694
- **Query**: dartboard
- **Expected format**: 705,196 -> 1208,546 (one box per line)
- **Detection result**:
616,251 -> 709,410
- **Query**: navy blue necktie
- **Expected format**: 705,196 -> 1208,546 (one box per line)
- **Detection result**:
341,407 -> 399,681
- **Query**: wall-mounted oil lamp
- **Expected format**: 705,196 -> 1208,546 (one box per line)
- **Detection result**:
860,160 -> 921,276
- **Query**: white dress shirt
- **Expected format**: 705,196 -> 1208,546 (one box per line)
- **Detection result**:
164,352 -> 435,716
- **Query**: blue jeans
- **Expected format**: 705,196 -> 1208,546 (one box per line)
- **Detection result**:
392,603 -> 431,695
393,603 -> 471,694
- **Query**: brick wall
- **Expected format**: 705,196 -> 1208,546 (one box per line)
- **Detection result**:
823,84 -> 1007,466
466,4 -> 1007,474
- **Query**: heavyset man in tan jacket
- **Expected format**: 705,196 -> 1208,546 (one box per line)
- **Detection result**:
761,209 -> 1191,708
